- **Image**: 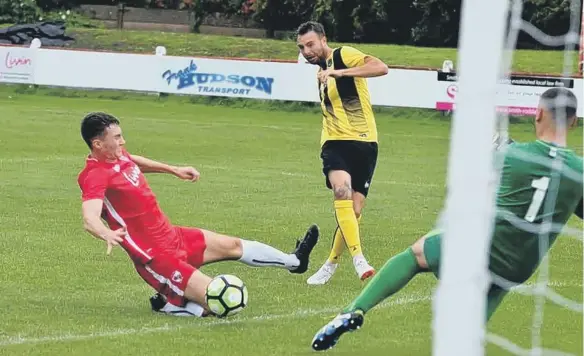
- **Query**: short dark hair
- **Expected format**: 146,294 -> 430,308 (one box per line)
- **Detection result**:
296,21 -> 326,37
81,112 -> 120,149
539,87 -> 578,120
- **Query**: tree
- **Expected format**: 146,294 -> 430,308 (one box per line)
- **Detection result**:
312,0 -> 357,42
518,0 -> 576,49
252,0 -> 314,38
410,0 -> 461,47
311,0 -> 419,44
354,0 -> 418,44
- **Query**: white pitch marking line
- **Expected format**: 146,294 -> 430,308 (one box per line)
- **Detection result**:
0,280 -> 581,347
0,294 -> 431,347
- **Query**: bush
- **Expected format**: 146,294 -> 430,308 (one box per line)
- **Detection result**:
188,0 -> 249,33
0,0 -> 42,24
35,0 -> 77,10
42,9 -> 104,28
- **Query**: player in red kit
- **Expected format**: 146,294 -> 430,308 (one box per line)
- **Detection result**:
78,112 -> 319,317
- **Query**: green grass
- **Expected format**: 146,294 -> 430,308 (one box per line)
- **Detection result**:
59,28 -> 579,75
0,90 -> 581,356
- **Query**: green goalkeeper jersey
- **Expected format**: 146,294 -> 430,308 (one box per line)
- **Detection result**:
490,140 -> 583,283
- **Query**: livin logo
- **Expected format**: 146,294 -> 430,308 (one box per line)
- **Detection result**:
4,52 -> 32,69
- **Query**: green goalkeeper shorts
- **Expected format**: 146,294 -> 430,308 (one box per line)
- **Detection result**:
421,229 -> 509,321
421,229 -> 443,276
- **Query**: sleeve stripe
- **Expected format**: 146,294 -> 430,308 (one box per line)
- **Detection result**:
103,198 -> 153,262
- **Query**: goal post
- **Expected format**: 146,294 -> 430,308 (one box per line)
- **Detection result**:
580,3 -> 583,75
434,0 -> 583,355
431,0 -> 510,355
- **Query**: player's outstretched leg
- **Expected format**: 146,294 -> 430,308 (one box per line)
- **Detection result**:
311,310 -> 364,351
289,224 -> 320,274
343,246 -> 423,313
139,259 -> 216,318
202,224 -> 320,274
310,243 -> 426,351
308,215 -> 366,285
307,224 -> 344,285
149,293 -> 209,317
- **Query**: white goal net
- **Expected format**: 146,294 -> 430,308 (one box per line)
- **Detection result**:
433,0 -> 583,355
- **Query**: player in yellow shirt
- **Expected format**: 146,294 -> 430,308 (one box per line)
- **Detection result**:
296,21 -> 389,284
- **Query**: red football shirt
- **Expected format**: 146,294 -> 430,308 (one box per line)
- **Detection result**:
77,149 -> 178,263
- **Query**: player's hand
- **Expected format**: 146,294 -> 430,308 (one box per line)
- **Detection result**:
102,227 -> 127,255
175,166 -> 200,182
318,69 -> 344,83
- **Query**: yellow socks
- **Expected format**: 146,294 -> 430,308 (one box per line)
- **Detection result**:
328,215 -> 362,263
332,200 -> 362,258
327,226 -> 345,263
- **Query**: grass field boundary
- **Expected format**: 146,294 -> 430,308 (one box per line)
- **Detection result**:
1,42 -> 580,79
0,85 -> 545,124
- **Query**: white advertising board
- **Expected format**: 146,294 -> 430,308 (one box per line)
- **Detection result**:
34,49 -> 161,92
368,69 -> 438,109
0,45 -> 582,117
157,56 -> 319,102
0,47 -> 36,84
435,71 -> 584,116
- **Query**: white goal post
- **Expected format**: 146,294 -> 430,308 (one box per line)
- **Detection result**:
431,0 -> 510,355
433,0 -> 584,355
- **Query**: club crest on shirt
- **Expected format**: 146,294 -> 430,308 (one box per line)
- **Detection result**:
123,165 -> 141,187
171,271 -> 183,283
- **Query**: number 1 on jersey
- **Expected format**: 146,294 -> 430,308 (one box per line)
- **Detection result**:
524,176 -> 550,222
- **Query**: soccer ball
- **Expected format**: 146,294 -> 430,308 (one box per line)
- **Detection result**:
205,274 -> 248,318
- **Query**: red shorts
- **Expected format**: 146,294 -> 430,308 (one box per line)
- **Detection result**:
133,226 -> 207,306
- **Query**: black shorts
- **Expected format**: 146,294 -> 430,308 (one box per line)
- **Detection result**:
320,140 -> 378,197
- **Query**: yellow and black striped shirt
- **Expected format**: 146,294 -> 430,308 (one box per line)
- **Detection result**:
318,46 -> 378,146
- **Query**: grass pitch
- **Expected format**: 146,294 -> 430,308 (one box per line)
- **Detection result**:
0,89 -> 581,356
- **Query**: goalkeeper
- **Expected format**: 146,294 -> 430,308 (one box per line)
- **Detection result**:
311,87 -> 583,351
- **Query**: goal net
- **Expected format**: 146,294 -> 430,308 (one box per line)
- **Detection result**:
433,0 -> 583,355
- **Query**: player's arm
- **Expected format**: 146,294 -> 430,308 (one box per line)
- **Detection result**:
82,199 -> 120,239
130,154 -> 200,182
336,56 -> 388,78
338,46 -> 388,78
129,154 -> 179,174
81,199 -> 126,254
574,198 -> 583,219
318,46 -> 387,82
79,169 -> 126,254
